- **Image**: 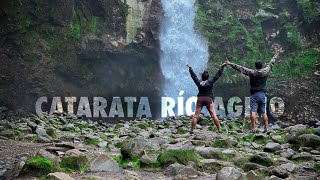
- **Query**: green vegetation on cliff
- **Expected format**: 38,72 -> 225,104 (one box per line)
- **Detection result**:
195,0 -> 319,84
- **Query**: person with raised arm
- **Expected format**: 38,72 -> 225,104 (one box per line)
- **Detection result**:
187,62 -> 227,134
225,46 -> 283,133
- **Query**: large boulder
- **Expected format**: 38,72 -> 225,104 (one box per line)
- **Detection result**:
249,153 -> 274,166
87,153 -> 122,173
60,149 -> 89,172
296,134 -> 320,148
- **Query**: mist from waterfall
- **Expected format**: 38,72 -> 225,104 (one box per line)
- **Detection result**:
160,0 -> 209,114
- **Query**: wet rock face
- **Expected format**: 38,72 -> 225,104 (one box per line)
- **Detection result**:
0,0 -> 164,114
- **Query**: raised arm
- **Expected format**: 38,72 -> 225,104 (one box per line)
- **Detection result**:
228,62 -> 254,76
264,47 -> 281,74
187,65 -> 200,87
209,64 -> 225,84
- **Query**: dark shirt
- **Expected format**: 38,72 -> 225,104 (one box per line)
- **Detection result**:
229,53 -> 278,95
189,67 -> 224,100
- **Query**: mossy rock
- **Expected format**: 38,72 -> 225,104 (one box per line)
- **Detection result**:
84,136 -> 100,146
46,127 -> 56,139
253,134 -> 270,144
242,162 -> 262,172
213,139 -> 232,148
112,155 -> 141,169
60,155 -> 88,172
21,156 -> 55,176
157,150 -> 201,166
242,134 -> 255,143
249,153 -> 274,167
137,123 -> 147,130
176,127 -> 188,134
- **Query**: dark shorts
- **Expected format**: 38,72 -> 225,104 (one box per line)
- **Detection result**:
250,91 -> 267,113
197,96 -> 213,109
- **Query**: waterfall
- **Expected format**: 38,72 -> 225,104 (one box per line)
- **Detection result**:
160,0 -> 209,114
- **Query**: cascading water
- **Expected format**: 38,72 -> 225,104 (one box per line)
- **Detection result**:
160,0 -> 209,114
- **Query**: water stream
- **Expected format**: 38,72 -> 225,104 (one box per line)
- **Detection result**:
160,0 -> 209,115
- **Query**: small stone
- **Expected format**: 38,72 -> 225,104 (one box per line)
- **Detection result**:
251,142 -> 260,149
269,175 -> 282,180
98,141 -> 108,148
280,148 -> 294,159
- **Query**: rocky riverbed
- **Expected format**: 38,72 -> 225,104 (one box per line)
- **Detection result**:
0,113 -> 320,180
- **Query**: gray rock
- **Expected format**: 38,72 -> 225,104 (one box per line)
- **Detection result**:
37,149 -> 58,163
264,142 -> 281,152
87,153 -> 122,172
246,170 -> 258,180
61,149 -> 89,170
291,152 -> 312,161
249,153 -> 274,166
140,152 -> 159,165
271,135 -> 283,143
297,134 -> 320,148
195,147 -> 222,159
47,172 -> 75,180
121,170 -> 142,180
0,129 -> 14,137
268,175 -> 282,180
27,120 -> 38,131
251,142 -> 260,149
200,159 -> 233,173
285,124 -> 307,134
222,149 -> 237,159
255,9 -> 279,20
62,124 -> 75,131
98,141 -> 108,148
165,162 -> 198,177
271,163 -> 295,178
279,148 -> 294,159
243,162 -> 262,171
35,127 -> 52,142
216,167 -> 243,180
164,141 -> 194,151
121,137 -> 160,158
